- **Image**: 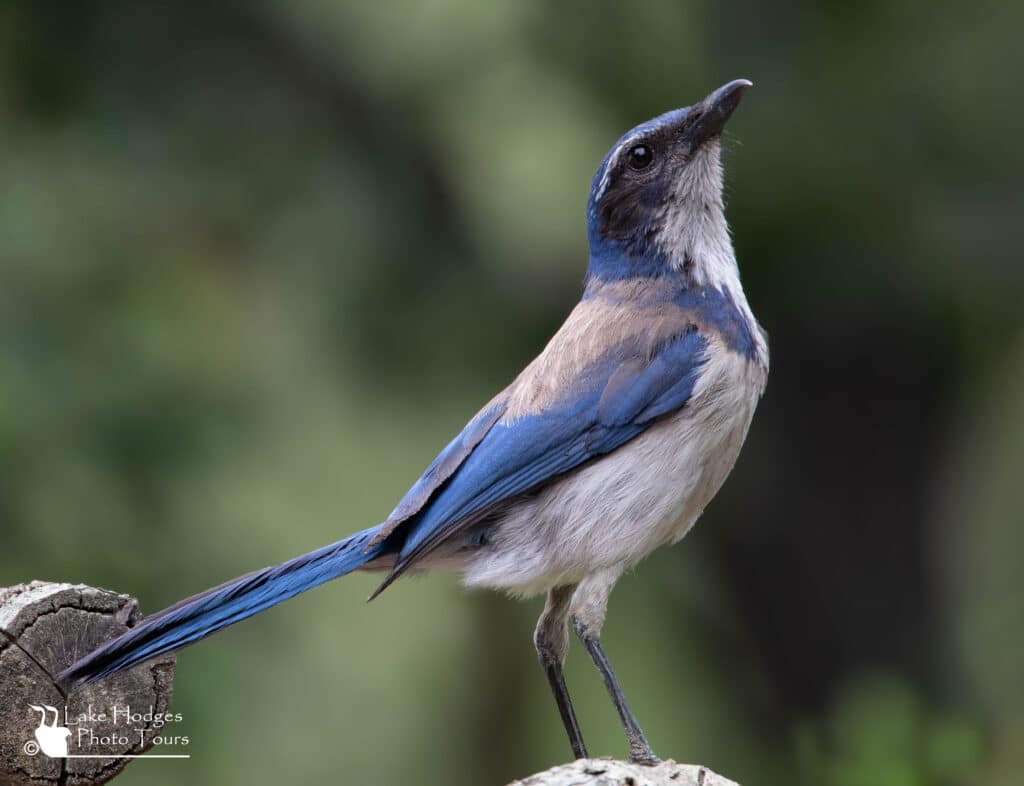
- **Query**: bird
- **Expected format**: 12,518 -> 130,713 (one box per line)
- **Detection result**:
59,79 -> 768,765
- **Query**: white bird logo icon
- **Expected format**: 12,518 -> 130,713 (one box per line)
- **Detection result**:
27,704 -> 71,758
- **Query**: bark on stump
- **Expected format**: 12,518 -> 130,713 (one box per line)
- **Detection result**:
0,581 -> 176,786
508,759 -> 740,786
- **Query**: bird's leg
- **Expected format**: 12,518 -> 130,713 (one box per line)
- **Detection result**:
534,584 -> 588,760
571,568 -> 659,765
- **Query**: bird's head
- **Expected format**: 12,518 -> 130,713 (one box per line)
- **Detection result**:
586,79 -> 751,287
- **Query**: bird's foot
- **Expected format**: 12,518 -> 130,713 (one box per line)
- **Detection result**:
627,743 -> 661,766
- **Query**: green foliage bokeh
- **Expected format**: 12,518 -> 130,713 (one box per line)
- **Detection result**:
1,2 -> 1020,785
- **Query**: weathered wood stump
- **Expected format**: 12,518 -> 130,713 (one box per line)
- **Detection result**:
0,582 -> 176,786
509,758 -> 740,786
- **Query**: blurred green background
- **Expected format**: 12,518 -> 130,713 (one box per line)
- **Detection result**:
1,1 -> 1021,785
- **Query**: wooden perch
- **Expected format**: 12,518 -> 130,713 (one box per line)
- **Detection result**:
0,581 -> 176,786
509,759 -> 740,786
0,582 -> 741,786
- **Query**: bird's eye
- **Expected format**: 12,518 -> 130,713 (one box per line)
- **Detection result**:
627,144 -> 654,170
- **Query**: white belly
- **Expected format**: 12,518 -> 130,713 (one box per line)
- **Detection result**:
463,347 -> 767,596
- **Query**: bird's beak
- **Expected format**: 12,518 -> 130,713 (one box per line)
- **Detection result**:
682,79 -> 753,149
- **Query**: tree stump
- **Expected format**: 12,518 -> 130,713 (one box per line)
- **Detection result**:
0,581 -> 176,786
508,759 -> 740,786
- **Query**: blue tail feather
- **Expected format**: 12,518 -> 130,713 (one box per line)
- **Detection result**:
59,525 -> 388,687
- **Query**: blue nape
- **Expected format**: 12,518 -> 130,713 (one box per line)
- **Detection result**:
583,269 -> 760,361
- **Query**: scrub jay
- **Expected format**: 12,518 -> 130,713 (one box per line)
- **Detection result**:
60,79 -> 768,764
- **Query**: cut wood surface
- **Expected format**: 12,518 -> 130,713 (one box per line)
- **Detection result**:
0,581 -> 176,786
508,758 -> 740,786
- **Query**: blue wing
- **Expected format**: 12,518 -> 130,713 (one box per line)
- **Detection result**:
367,391 -> 510,547
371,323 -> 708,593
